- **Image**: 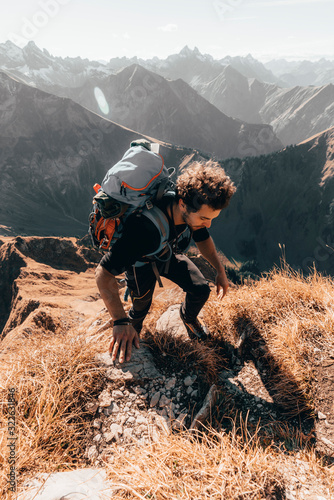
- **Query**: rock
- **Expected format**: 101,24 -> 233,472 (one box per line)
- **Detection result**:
159,395 -> 171,408
165,377 -> 176,390
97,342 -> 163,381
104,423 -> 123,442
93,433 -> 102,443
150,391 -> 161,407
186,386 -> 193,395
112,389 -> 124,399
17,468 -> 113,500
136,415 -> 148,425
93,419 -> 102,429
191,390 -> 198,398
155,304 -> 187,337
190,385 -> 218,430
98,389 -> 112,408
103,401 -> 119,416
127,416 -> 136,424
317,411 -> 327,420
123,428 -> 134,440
87,445 -> 98,461
184,376 -> 193,387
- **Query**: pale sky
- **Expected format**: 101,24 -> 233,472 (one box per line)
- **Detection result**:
1,0 -> 333,62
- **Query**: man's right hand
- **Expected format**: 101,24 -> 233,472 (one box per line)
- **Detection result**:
109,324 -> 140,364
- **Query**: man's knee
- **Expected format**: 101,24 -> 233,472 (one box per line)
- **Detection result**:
197,283 -> 211,302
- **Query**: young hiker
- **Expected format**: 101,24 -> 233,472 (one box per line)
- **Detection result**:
95,160 -> 236,364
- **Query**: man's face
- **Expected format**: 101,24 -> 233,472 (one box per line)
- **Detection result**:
179,201 -> 221,230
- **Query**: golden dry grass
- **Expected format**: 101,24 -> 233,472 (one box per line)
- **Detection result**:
104,426 -> 286,499
0,326 -> 107,498
1,267 -> 334,499
204,266 -> 334,416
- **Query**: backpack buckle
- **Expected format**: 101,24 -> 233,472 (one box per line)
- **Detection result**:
146,199 -> 153,210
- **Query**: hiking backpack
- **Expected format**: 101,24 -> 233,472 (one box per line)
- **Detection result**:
88,139 -> 175,263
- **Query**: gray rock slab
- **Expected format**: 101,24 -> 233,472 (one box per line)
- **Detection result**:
97,341 -> 163,381
18,468 -> 114,500
155,304 -> 188,338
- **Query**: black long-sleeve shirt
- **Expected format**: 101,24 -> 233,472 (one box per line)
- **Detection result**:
100,196 -> 209,276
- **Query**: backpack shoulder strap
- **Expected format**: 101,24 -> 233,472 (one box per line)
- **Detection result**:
140,205 -> 170,258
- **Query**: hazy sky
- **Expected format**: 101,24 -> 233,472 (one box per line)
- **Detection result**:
1,0 -> 333,62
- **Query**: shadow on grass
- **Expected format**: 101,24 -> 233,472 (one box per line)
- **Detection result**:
211,315 -> 334,465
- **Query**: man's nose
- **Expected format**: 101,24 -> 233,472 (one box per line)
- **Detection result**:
204,219 -> 211,228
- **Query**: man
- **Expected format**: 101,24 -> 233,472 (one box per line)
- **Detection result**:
95,160 -> 236,364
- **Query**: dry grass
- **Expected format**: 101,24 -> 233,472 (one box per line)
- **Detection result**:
204,266 -> 334,416
1,267 -> 334,498
104,426 -> 286,500
0,326 -> 107,498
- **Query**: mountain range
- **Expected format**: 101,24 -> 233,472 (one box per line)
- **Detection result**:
1,41 -> 332,148
196,65 -> 334,145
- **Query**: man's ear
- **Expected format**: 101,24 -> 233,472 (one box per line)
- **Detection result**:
178,199 -> 186,210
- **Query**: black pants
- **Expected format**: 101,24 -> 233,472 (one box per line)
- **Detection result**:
126,253 -> 211,334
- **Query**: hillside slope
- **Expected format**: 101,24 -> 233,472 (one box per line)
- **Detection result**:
212,127 -> 334,275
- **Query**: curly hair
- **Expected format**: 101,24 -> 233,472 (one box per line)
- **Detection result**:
175,160 -> 236,211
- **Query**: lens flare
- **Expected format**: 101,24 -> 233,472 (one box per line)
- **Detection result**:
94,87 -> 109,115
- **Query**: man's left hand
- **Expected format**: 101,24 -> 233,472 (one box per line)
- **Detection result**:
216,270 -> 229,299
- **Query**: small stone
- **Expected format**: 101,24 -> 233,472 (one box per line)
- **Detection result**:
98,390 -> 112,408
127,416 -> 136,424
176,392 -> 181,401
136,415 -> 148,425
103,402 -> 120,416
111,402 -> 120,413
87,445 -> 98,460
112,390 -> 124,399
93,419 -> 102,429
191,390 -> 198,398
150,391 -> 161,407
93,433 -> 102,442
318,411 -> 327,420
123,406 -> 131,412
123,428 -> 133,440
186,386 -> 193,395
184,376 -> 193,387
134,386 -> 146,395
159,395 -> 171,407
135,424 -> 147,436
165,377 -> 176,390
104,423 -> 123,442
